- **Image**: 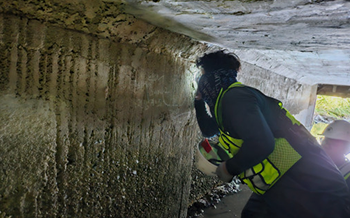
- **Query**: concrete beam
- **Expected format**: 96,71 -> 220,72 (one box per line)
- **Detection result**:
237,61 -> 317,130
317,84 -> 350,98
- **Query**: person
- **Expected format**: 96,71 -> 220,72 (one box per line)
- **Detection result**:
320,120 -> 350,188
194,50 -> 350,218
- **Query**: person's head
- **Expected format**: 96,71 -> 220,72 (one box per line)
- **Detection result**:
321,120 -> 350,166
196,51 -> 240,110
196,50 -> 241,74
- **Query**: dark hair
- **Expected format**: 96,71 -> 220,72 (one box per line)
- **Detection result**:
196,50 -> 241,73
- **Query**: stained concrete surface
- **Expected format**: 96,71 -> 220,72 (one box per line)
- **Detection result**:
0,12 -> 206,217
202,185 -> 252,218
123,0 -> 350,86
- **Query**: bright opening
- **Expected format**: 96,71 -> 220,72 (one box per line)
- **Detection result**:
310,95 -> 350,159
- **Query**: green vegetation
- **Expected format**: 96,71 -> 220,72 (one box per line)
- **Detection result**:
314,95 -> 350,119
311,95 -> 350,140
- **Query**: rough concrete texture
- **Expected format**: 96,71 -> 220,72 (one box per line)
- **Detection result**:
0,12 -> 214,217
0,95 -> 57,217
122,0 -> 350,86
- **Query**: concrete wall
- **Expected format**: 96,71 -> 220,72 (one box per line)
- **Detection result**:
0,10 -> 213,217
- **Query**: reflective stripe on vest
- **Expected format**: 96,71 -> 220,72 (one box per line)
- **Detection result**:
339,161 -> 350,180
214,82 -> 302,195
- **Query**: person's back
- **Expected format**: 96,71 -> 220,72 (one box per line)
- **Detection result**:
220,85 -> 350,217
194,50 -> 350,218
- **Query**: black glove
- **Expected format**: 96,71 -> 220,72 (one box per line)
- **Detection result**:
216,162 -> 234,182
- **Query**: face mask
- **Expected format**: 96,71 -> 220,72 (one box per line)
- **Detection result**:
198,69 -> 237,109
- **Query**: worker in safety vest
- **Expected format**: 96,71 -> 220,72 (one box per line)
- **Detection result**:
194,50 -> 350,218
320,120 -> 350,189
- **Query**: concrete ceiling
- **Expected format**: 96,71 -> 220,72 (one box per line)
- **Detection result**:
122,0 -> 350,86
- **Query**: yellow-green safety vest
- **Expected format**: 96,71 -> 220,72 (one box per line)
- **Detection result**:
214,82 -> 302,195
339,161 -> 350,181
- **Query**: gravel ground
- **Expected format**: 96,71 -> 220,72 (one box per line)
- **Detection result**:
187,178 -> 241,218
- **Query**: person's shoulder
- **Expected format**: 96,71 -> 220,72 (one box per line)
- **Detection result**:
224,84 -> 262,99
220,85 -> 263,108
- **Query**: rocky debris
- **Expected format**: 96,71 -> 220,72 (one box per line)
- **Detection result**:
313,114 -> 336,124
314,114 -> 350,124
187,178 -> 241,218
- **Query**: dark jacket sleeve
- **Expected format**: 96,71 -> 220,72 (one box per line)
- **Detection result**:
221,88 -> 275,176
194,99 -> 220,138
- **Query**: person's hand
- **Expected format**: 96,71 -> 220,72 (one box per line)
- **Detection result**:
216,162 -> 234,182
